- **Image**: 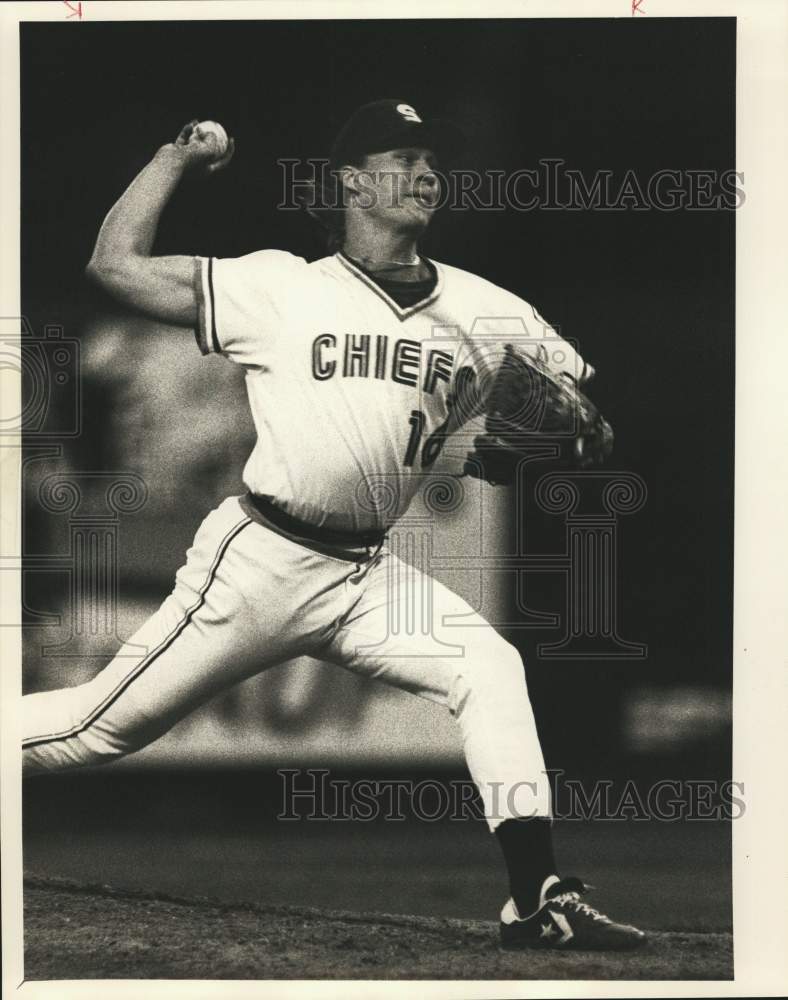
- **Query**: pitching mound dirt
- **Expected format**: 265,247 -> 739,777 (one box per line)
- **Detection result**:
24,874 -> 732,981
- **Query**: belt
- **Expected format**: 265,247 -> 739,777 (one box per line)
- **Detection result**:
241,493 -> 386,562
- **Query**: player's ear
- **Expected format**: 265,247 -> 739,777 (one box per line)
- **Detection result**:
337,164 -> 360,196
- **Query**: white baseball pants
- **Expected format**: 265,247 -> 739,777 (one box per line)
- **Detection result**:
22,496 -> 551,829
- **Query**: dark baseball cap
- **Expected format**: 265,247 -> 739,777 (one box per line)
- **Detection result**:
329,99 -> 463,168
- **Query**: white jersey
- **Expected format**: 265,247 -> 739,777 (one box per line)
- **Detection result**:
194,250 -> 591,533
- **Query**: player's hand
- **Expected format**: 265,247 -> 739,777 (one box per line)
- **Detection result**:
168,120 -> 236,174
573,415 -> 614,468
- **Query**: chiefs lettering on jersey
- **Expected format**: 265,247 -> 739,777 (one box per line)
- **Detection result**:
195,249 -> 590,532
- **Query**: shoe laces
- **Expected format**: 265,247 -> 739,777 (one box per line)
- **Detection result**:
547,878 -> 611,923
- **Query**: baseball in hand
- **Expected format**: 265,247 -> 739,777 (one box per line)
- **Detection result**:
195,120 -> 229,157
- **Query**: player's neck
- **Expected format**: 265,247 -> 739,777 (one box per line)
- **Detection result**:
341,225 -> 421,271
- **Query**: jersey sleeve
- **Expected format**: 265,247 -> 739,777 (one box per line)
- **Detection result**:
194,249 -> 308,364
528,305 -> 593,386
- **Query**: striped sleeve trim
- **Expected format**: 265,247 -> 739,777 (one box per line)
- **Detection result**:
194,256 -> 221,355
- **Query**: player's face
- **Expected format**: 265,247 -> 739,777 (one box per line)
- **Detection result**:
354,147 -> 440,233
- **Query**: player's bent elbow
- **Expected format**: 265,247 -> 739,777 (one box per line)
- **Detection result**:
87,254 -> 197,325
85,256 -> 126,294
84,256 -> 103,283
86,251 -> 149,289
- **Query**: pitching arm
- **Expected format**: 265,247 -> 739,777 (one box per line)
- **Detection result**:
86,121 -> 234,326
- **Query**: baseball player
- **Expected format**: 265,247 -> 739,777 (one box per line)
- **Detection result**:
23,101 -> 645,951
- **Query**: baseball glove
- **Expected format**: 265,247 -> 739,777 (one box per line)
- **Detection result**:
463,344 -> 614,485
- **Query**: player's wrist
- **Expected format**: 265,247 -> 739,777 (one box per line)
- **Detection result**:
153,143 -> 190,174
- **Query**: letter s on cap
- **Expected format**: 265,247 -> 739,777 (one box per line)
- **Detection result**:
396,103 -> 422,123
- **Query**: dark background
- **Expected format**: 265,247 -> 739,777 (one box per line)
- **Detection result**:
21,17 -> 735,927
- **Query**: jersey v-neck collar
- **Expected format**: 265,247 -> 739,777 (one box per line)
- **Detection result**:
335,251 -> 443,320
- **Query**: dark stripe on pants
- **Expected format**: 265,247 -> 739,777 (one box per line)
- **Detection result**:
22,516 -> 252,749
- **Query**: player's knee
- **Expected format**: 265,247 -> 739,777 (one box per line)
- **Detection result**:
23,719 -> 144,774
82,706 -> 167,762
26,678 -> 161,771
449,638 -> 527,713
483,638 -> 527,692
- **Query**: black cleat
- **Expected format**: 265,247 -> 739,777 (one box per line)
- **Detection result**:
500,877 -> 647,951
